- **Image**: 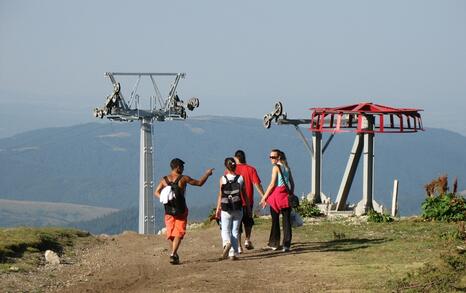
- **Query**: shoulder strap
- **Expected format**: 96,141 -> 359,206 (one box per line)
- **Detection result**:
276,164 -> 291,193
233,175 -> 240,183
173,175 -> 183,185
163,176 -> 171,185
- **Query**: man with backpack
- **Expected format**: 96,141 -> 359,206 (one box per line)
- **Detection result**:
154,158 -> 214,265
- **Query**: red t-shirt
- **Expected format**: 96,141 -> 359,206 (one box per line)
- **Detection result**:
235,163 -> 261,206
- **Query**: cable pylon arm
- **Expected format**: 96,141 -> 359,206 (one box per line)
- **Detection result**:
94,72 -> 197,121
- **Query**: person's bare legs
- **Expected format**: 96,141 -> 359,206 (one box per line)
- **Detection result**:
172,237 -> 182,256
168,237 -> 182,264
245,225 -> 252,241
244,225 -> 255,249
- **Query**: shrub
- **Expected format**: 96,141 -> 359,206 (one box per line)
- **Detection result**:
295,198 -> 322,218
421,193 -> 466,222
367,210 -> 394,223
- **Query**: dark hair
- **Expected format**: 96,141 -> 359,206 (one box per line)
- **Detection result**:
271,149 -> 282,159
279,151 -> 287,161
170,158 -> 185,170
224,157 -> 237,172
234,150 -> 246,163
271,149 -> 290,169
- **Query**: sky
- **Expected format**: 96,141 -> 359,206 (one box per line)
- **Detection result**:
1,0 -> 466,138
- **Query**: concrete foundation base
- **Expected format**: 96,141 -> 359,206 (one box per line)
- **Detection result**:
354,200 -> 384,216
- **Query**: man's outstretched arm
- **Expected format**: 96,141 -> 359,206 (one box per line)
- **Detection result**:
185,168 -> 214,186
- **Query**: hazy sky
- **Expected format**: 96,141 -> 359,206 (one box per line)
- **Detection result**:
1,0 -> 465,138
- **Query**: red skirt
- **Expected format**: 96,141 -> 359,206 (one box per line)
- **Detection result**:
266,185 -> 289,213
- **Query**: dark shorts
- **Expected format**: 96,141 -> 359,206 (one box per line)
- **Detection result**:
239,205 -> 254,233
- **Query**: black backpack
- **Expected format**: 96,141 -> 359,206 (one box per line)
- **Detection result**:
220,175 -> 243,212
163,175 -> 187,217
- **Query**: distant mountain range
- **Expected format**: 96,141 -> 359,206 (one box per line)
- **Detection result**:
67,205 -> 214,235
1,116 -> 465,229
0,199 -> 116,227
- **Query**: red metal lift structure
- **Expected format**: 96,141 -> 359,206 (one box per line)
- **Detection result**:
310,103 -> 423,134
264,102 -> 423,215
310,102 -> 423,214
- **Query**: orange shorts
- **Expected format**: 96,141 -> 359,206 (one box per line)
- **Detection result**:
164,210 -> 188,240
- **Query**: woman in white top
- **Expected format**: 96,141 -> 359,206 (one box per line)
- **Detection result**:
215,157 -> 251,260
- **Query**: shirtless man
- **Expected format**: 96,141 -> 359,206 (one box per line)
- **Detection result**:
154,158 -> 214,264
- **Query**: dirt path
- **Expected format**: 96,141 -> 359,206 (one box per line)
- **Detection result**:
3,222 -> 387,292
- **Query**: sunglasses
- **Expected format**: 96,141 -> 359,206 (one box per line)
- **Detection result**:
269,156 -> 278,159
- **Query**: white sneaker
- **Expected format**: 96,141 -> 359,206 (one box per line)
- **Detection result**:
282,246 -> 291,252
245,240 -> 254,250
229,255 -> 238,260
264,245 -> 278,251
238,246 -> 243,254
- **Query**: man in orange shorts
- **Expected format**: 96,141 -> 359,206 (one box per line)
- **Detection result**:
155,158 -> 214,264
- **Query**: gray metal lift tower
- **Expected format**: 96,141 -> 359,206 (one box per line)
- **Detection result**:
94,72 -> 199,234
263,101 -> 332,204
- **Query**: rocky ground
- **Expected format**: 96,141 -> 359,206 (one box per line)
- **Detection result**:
1,220 -> 361,292
2,217 -> 462,292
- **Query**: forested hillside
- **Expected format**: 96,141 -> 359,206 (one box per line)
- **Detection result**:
1,116 -> 465,224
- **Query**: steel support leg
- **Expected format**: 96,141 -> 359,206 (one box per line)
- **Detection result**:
293,126 -> 313,198
360,132 -> 374,212
356,116 -> 375,215
309,132 -> 322,203
335,134 -> 364,210
139,118 -> 155,234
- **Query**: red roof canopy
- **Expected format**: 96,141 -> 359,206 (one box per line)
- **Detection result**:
310,102 -> 422,114
309,102 -> 424,134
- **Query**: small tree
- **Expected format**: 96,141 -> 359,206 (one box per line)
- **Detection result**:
424,175 -> 448,197
295,198 -> 322,218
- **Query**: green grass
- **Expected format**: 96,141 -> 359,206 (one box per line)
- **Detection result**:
254,216 -> 466,291
4,217 -> 465,290
0,227 -> 92,272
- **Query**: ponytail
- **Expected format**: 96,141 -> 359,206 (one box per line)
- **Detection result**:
278,150 -> 290,171
224,157 -> 237,172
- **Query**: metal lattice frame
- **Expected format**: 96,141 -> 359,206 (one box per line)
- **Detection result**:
94,72 -> 199,234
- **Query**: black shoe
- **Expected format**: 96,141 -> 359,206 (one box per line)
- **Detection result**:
169,254 -> 180,265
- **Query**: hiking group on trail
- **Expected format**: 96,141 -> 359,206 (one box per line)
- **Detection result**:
154,149 -> 295,264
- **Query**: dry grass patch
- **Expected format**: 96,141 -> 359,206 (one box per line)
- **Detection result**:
0,227 -> 92,272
